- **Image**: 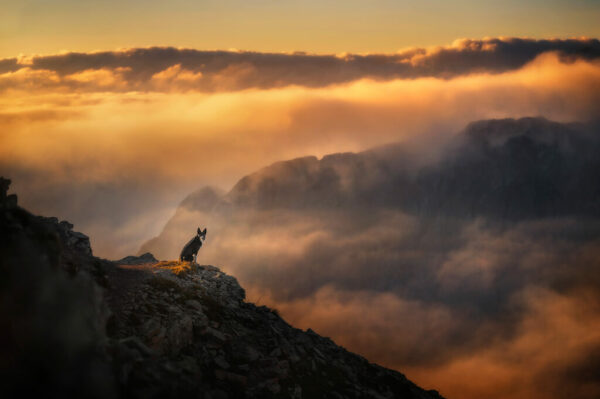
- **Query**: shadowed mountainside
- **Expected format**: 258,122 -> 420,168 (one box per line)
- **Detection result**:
225,117 -> 600,216
0,177 -> 443,399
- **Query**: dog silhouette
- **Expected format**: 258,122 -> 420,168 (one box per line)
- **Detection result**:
180,227 -> 207,263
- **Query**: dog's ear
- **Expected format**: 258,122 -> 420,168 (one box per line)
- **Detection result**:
202,228 -> 207,235
197,227 -> 201,234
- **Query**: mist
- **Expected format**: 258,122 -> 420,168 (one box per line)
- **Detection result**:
2,49 -> 600,257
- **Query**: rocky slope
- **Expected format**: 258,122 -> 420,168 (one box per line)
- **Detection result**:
0,177 -> 443,399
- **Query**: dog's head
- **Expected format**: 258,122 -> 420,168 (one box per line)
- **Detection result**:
197,227 -> 207,241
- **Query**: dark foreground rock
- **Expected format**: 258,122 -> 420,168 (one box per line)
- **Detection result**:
0,177 -> 443,399
116,252 -> 158,265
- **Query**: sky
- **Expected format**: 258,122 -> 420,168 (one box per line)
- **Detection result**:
2,1 -> 600,398
2,0 -> 600,57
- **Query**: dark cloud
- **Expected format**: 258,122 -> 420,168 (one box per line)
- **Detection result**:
2,38 -> 600,92
0,58 -> 18,74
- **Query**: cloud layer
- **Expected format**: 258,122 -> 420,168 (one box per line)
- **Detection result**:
2,43 -> 600,256
1,38 -> 600,93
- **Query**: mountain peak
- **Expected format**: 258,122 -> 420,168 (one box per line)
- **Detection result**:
180,186 -> 226,211
462,116 -> 577,147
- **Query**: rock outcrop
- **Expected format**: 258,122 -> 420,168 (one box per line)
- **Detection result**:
106,260 -> 443,399
0,177 -> 444,399
0,177 -> 116,398
116,252 -> 158,265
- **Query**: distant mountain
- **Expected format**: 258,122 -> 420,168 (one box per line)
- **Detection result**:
411,117 -> 600,218
142,117 -> 600,258
231,117 -> 600,215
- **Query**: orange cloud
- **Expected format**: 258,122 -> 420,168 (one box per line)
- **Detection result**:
150,64 -> 204,92
66,67 -> 131,88
1,38 -> 599,94
2,52 -> 598,194
404,288 -> 600,399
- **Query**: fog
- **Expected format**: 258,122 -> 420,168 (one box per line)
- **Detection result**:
2,50 -> 599,256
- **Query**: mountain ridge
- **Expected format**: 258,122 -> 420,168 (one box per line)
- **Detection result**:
141,116 -> 600,259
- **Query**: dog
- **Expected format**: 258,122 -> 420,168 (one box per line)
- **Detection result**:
180,227 -> 207,263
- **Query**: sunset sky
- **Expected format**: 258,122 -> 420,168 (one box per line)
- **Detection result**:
2,2 -> 600,399
2,37 -> 599,255
3,0 -> 600,57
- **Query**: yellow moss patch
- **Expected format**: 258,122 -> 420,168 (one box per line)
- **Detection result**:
153,260 -> 198,276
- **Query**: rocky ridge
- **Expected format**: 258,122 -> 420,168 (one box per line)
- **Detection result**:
106,259 -> 443,399
0,177 -> 443,399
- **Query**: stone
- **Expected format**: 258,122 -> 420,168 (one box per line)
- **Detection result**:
265,378 -> 281,394
142,318 -> 162,339
185,299 -> 203,311
269,347 -> 281,357
245,346 -> 261,362
203,327 -> 227,342
119,336 -> 156,357
214,355 -> 230,370
117,252 -> 158,265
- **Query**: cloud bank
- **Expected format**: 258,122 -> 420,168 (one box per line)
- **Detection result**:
1,38 -> 599,93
